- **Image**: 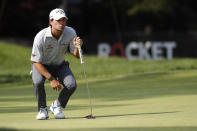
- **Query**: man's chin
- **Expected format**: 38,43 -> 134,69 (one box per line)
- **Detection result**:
56,27 -> 64,32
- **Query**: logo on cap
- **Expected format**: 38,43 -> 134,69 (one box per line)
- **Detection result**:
56,10 -> 64,15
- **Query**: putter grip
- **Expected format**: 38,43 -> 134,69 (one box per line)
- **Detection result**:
77,45 -> 84,64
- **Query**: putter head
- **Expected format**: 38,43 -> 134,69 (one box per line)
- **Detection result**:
85,114 -> 96,119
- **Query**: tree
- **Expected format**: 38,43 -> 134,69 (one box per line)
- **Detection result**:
127,0 -> 174,16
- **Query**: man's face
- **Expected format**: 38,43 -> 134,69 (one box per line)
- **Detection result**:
50,17 -> 66,31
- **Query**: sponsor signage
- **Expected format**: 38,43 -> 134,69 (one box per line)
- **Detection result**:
98,41 -> 176,60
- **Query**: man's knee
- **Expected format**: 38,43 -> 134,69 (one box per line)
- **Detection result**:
67,81 -> 77,90
33,79 -> 45,88
62,75 -> 77,90
32,64 -> 45,88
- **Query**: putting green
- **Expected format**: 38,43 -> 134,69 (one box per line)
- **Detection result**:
0,71 -> 197,131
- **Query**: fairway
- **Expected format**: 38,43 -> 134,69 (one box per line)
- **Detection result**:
0,42 -> 197,131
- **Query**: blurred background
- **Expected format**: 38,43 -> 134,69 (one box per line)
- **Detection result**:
0,0 -> 197,58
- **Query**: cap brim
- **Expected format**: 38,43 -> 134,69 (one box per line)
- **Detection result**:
53,15 -> 68,20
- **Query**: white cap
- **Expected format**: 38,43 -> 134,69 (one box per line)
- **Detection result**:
49,8 -> 68,20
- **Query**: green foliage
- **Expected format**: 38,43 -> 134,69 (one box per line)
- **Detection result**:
100,0 -> 174,16
127,0 -> 173,16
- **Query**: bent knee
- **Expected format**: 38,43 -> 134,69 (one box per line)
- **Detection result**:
63,80 -> 77,90
67,82 -> 77,90
33,80 -> 45,88
62,76 -> 77,90
32,74 -> 45,88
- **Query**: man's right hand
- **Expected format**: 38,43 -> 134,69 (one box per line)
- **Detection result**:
33,62 -> 62,91
50,79 -> 61,91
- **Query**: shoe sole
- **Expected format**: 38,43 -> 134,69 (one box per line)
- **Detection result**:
36,116 -> 49,120
55,116 -> 65,119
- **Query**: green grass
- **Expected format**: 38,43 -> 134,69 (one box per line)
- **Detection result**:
0,41 -> 197,131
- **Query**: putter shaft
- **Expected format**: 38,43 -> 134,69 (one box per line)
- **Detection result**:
77,45 -> 93,115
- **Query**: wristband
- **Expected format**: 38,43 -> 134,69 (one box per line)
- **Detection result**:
48,76 -> 54,81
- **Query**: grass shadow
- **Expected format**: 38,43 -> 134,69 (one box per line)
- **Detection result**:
0,128 -> 18,131
67,111 -> 180,119
0,74 -> 31,85
1,127 -> 197,131
73,72 -> 197,101
0,106 -> 36,113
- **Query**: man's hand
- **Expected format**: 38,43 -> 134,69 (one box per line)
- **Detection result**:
50,79 -> 61,91
73,37 -> 83,58
73,37 -> 83,48
33,62 -> 62,91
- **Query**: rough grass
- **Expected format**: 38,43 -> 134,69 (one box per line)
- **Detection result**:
1,41 -> 197,84
0,41 -> 197,131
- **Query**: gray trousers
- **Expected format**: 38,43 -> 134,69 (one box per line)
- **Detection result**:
32,61 -> 77,111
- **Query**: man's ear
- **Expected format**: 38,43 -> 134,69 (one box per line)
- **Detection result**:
49,19 -> 53,26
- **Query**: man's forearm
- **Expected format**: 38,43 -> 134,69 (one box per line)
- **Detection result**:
73,47 -> 80,58
33,62 -> 52,79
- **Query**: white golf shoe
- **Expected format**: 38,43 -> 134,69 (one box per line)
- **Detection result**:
36,107 -> 49,120
50,100 -> 65,119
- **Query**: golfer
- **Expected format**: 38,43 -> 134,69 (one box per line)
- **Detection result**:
31,8 -> 83,120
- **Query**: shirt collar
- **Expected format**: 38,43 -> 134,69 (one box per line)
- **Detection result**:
45,26 -> 65,41
45,26 -> 53,37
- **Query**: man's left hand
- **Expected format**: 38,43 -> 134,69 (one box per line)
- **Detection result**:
73,37 -> 83,48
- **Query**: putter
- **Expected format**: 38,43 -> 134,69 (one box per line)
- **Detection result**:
77,45 -> 95,119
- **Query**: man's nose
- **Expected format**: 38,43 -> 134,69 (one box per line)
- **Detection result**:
59,20 -> 65,24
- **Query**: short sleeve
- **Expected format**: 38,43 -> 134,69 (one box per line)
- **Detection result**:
31,35 -> 43,63
69,28 -> 77,54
